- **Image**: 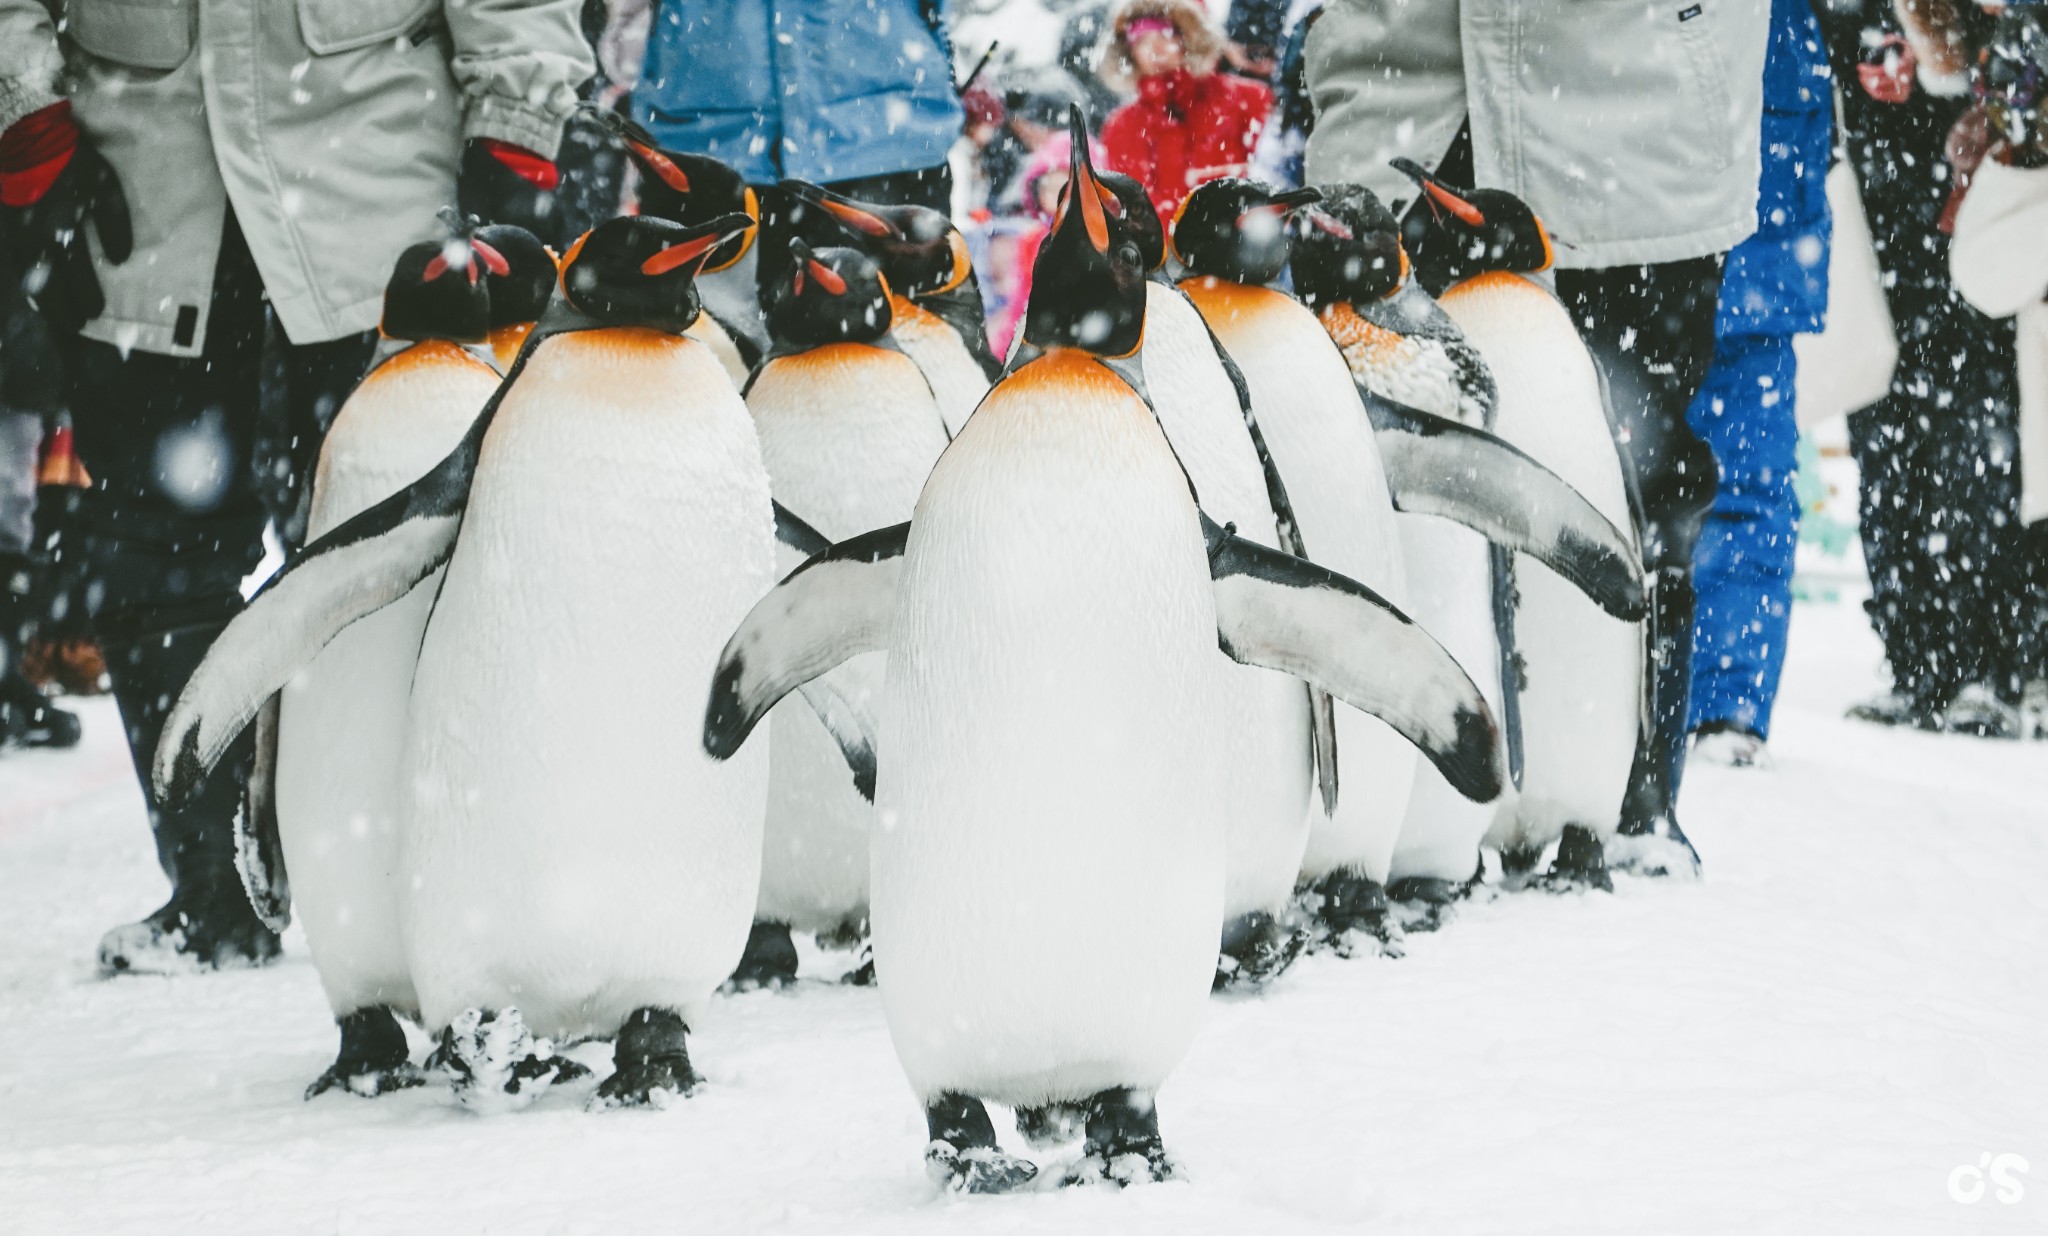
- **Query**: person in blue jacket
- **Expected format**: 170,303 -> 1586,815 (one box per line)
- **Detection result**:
634,0 -> 965,210
1687,0 -> 1834,767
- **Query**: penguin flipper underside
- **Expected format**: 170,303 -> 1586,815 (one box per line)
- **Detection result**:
152,449 -> 475,807
1202,514 -> 1507,804
233,693 -> 291,932
1360,389 -> 1647,622
704,522 -> 909,767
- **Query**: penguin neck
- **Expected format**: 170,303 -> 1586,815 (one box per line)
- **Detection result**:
367,334 -> 497,378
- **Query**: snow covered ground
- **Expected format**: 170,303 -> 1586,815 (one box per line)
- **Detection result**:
1,593 -> 2042,1234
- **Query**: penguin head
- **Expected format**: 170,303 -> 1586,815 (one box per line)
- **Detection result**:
472,224 -> 557,329
604,113 -> 760,273
1391,158 -> 1553,287
1289,183 -> 1409,308
764,239 -> 893,348
1170,179 -> 1321,286
380,236 -> 492,344
1021,106 -> 1147,357
1096,165 -> 1167,274
781,180 -> 973,299
558,213 -> 754,333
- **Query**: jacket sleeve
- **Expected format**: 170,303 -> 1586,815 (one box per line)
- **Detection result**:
443,0 -> 597,158
1950,159 -> 2048,319
0,0 -> 62,132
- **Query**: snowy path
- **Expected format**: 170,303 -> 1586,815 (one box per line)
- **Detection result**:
1,597 -> 2041,1234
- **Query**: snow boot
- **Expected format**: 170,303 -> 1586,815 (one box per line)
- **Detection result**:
924,1092 -> 1039,1194
0,665 -> 79,749
591,1007 -> 700,1109
1690,720 -> 1768,768
1061,1088 -> 1181,1187
1845,687 -> 1944,730
97,885 -> 282,976
306,1005 -> 424,1099
1942,683 -> 2024,739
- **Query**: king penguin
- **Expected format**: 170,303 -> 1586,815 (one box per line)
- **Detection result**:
604,114 -> 766,385
270,234 -> 504,1099
1392,159 -> 1647,891
1074,125 -> 1321,988
154,214 -> 785,1110
734,239 -> 950,988
1291,183 -> 1647,920
698,131 -> 1506,1191
1172,178 -> 1419,947
778,181 -> 1001,436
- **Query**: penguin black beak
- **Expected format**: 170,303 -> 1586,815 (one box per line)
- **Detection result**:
787,238 -> 848,298
642,211 -> 755,276
1390,157 -> 1486,227
1270,187 -> 1323,211
1062,104 -> 1111,256
784,180 -> 896,240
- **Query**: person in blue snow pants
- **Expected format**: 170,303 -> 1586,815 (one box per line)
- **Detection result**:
1687,0 -> 1833,751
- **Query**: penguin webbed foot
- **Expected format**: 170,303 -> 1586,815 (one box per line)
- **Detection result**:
724,919 -> 800,991
436,1007 -> 591,1112
1299,872 -> 1403,958
816,917 -> 876,986
590,1007 -> 701,1110
924,1092 -> 1039,1194
1606,814 -> 1703,880
1014,1101 -> 1087,1149
1212,909 -> 1310,992
305,1005 -> 425,1100
1505,824 -> 1615,894
1059,1088 -> 1181,1188
1386,872 -> 1480,934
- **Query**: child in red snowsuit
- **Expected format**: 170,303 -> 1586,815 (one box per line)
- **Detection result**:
1099,0 -> 1273,225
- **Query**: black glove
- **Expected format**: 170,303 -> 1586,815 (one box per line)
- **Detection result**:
1981,4 -> 2048,164
457,139 -> 563,248
1,103 -> 132,336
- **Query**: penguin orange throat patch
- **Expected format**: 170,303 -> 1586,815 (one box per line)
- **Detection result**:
889,293 -> 945,339
1004,348 -> 1144,409
1318,302 -> 1420,378
490,322 -> 535,369
1439,270 -> 1537,304
366,337 -> 498,382
1177,276 -> 1290,324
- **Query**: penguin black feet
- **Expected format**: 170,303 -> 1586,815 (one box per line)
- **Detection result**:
1607,813 -> 1703,880
1504,825 -> 1615,892
726,920 -> 799,991
1387,867 -> 1479,934
1014,1101 -> 1087,1149
1213,910 -> 1309,991
591,1007 -> 700,1110
924,1092 -> 1039,1194
305,1005 -> 424,1100
1301,871 -> 1401,957
435,1007 -> 591,1113
1061,1088 -> 1181,1187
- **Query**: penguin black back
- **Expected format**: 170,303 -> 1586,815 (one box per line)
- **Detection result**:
764,240 -> 893,350
381,238 -> 492,344
1290,184 -> 1408,309
562,213 -> 755,334
1171,179 -> 1322,286
1391,158 -> 1552,294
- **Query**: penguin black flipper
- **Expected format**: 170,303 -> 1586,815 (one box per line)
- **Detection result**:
1202,514 -> 1507,804
1360,388 -> 1648,622
704,522 -> 910,761
233,693 -> 292,932
773,500 -> 833,558
794,673 -> 880,802
1190,301 -> 1341,816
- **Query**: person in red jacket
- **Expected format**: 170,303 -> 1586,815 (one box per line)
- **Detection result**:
1099,0 -> 1274,225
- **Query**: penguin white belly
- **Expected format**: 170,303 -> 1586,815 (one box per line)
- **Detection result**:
1184,280 -> 1415,886
1439,274 -> 1639,850
1387,514 -> 1512,883
747,343 -> 948,934
275,345 -> 499,1018
1143,285 -> 1312,920
684,312 -> 751,390
891,296 -> 991,438
401,331 -> 775,1040
872,352 -> 1226,1107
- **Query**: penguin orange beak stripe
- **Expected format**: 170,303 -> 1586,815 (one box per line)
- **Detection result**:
628,140 -> 692,194
819,198 -> 894,239
641,232 -> 724,276
805,257 -> 847,296
1421,180 -> 1487,228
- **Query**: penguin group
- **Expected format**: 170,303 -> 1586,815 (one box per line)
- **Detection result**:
149,106 -> 1667,1191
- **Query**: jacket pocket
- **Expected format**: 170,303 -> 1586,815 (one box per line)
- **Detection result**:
1675,3 -> 1738,172
297,0 -> 438,55
67,0 -> 196,71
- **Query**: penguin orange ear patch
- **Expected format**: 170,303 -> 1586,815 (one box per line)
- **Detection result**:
641,232 -> 722,276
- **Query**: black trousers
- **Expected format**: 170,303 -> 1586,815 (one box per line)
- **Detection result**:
61,214 -> 372,905
1554,260 -> 1725,831
1820,2 -> 2046,707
